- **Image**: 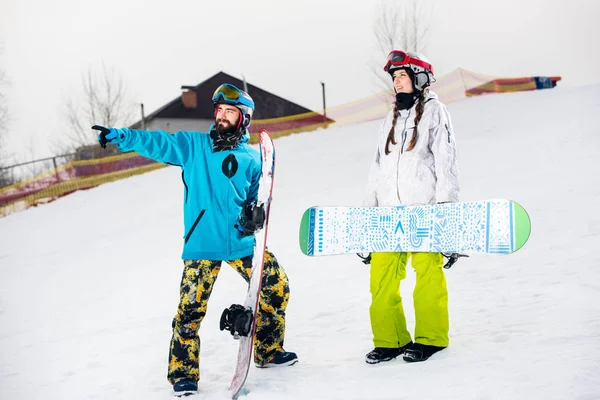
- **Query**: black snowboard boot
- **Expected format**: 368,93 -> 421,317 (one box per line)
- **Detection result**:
172,378 -> 197,397
402,343 -> 446,362
365,342 -> 413,364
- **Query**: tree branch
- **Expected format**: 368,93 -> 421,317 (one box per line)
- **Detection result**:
63,63 -> 135,148
372,0 -> 433,95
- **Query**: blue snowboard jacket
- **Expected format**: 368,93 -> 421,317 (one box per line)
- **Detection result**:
113,126 -> 261,261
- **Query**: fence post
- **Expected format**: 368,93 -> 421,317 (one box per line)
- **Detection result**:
141,103 -> 146,130
53,157 -> 60,183
321,81 -> 327,119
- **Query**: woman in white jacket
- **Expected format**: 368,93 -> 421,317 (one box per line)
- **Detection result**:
363,50 -> 460,364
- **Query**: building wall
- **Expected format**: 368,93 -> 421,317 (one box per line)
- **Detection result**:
144,118 -> 214,133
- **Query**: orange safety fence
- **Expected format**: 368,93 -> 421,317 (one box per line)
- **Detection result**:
466,76 -> 561,96
0,153 -> 163,217
1,68 -> 561,218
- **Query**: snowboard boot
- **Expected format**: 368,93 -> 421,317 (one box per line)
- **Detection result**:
365,342 -> 413,364
257,350 -> 298,368
402,343 -> 446,363
173,379 -> 198,397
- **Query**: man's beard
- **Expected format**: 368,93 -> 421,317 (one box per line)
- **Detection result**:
211,118 -> 244,151
215,118 -> 237,135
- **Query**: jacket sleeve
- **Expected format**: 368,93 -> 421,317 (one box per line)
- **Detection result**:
430,104 -> 460,203
247,154 -> 262,204
363,118 -> 388,207
363,147 -> 380,207
114,128 -> 196,166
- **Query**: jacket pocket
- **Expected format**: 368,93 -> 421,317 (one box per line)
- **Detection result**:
184,209 -> 206,244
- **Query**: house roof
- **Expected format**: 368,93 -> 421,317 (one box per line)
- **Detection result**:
131,71 -> 321,129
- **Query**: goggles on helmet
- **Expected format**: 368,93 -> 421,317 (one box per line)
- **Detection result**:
212,83 -> 255,109
383,50 -> 434,75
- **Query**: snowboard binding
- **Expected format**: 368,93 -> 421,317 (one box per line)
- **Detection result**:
220,304 -> 254,339
441,253 -> 469,269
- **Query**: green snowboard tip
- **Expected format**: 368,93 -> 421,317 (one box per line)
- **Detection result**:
299,209 -> 311,255
513,201 -> 531,252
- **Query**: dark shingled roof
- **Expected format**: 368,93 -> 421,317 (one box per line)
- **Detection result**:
131,71 -> 317,129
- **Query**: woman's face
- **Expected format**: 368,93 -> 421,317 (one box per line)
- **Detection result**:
392,69 -> 414,94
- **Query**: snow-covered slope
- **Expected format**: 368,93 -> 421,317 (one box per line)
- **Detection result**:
1,84 -> 599,400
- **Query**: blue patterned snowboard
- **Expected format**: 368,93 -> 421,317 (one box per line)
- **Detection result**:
299,199 -> 531,256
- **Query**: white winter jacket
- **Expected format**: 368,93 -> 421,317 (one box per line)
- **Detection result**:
363,91 -> 459,207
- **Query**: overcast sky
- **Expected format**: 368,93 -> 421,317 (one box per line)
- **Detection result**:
1,0 -> 599,160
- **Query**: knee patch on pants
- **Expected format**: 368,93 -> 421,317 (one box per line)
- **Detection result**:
172,317 -> 199,339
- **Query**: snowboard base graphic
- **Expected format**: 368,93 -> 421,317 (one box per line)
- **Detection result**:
299,199 -> 531,256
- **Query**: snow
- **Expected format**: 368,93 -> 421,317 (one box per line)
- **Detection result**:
2,84 -> 600,399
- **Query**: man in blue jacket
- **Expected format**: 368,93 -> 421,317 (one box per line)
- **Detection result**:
93,83 -> 297,396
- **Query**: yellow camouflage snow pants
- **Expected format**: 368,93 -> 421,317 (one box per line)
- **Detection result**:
167,249 -> 290,384
369,252 -> 449,348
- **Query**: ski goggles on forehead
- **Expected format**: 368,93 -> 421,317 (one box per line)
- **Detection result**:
383,50 -> 433,74
212,83 -> 254,108
212,84 -> 243,102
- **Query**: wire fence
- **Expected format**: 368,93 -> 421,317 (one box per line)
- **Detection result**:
0,153 -> 76,188
0,69 -> 561,218
0,149 -> 163,218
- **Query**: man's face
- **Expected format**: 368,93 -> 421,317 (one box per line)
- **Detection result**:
215,104 -> 241,134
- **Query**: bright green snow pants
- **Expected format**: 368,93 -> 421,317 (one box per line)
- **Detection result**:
369,252 -> 449,348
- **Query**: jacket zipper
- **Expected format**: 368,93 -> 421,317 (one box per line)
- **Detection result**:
399,108 -> 411,154
227,185 -> 232,255
181,170 -> 189,203
396,108 -> 411,203
184,209 -> 206,244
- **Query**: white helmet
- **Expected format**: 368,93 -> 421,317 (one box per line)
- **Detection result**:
384,50 -> 436,91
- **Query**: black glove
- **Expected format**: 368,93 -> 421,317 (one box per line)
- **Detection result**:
92,125 -> 120,149
441,252 -> 469,269
357,253 -> 372,265
235,200 -> 265,236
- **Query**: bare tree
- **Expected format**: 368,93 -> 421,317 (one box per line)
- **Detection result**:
63,63 -> 136,149
372,0 -> 433,94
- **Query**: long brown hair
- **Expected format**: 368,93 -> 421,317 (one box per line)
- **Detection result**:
384,102 -> 399,155
384,89 -> 428,154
